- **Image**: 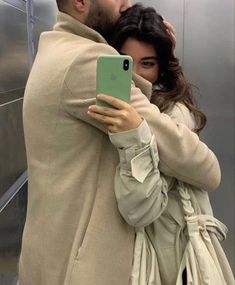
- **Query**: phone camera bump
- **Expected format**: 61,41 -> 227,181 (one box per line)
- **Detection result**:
123,59 -> 129,71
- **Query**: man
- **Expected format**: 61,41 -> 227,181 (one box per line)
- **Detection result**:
19,1 -> 221,284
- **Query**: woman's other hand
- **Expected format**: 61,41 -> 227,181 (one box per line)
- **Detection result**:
88,94 -> 143,133
163,20 -> 176,53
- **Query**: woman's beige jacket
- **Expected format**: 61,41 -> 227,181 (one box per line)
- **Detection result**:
109,103 -> 234,285
20,12 -> 221,285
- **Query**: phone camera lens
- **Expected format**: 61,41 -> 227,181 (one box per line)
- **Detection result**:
123,59 -> 129,71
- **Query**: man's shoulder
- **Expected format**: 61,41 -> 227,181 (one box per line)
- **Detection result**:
42,29 -> 118,56
80,39 -> 118,57
64,39 -> 118,72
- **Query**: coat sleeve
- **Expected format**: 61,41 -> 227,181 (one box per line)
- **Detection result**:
61,42 -> 220,192
109,120 -> 170,227
109,104 -> 217,227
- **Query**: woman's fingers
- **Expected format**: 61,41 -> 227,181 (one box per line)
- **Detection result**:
87,111 -> 124,133
88,104 -> 119,118
164,20 -> 176,36
88,94 -> 143,133
88,109 -> 116,124
164,20 -> 176,50
96,94 -> 130,110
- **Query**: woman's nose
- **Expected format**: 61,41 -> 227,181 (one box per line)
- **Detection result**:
133,63 -> 140,76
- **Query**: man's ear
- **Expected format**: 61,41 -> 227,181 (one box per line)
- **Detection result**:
72,0 -> 87,12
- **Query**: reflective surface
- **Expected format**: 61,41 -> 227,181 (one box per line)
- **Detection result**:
135,0 -> 235,273
0,99 -> 26,196
34,0 -> 57,27
0,185 -> 27,285
0,1 -> 29,101
0,0 -> 58,284
2,0 -> 26,12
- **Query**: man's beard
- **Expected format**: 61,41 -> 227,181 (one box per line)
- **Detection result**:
86,1 -> 118,42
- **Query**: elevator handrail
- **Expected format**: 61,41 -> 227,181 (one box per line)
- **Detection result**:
0,170 -> 28,213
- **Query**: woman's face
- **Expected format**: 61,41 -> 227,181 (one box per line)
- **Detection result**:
120,37 -> 159,84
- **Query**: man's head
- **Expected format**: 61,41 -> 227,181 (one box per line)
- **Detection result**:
56,0 -> 132,40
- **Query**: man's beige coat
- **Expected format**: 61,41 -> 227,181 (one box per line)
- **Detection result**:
19,12 -> 221,285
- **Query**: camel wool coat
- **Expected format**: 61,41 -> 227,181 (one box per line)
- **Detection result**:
19,12 -> 221,285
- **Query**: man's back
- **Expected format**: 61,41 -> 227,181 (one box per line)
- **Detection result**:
20,13 -> 134,285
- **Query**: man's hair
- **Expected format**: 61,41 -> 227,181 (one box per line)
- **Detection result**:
56,0 -> 66,11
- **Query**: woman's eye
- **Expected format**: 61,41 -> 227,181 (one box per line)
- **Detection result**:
141,61 -> 156,68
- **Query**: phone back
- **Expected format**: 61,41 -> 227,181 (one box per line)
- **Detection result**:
96,55 -> 133,107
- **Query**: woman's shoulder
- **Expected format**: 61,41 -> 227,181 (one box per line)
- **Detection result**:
166,102 -> 196,130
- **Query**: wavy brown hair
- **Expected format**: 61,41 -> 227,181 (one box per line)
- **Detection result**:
110,4 -> 206,133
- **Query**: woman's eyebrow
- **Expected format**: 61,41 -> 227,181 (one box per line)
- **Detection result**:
119,52 -> 158,61
141,56 -> 158,60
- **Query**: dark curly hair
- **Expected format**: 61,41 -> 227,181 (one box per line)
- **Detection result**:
110,4 -> 206,133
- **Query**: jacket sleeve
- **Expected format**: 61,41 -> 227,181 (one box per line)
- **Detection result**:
109,104 -> 216,227
61,43 -> 220,192
109,120 -> 170,227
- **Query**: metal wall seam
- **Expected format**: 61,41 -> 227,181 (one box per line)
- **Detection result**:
26,0 -> 35,68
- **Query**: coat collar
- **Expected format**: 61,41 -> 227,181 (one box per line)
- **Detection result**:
132,73 -> 152,100
53,12 -> 152,100
54,12 -> 107,44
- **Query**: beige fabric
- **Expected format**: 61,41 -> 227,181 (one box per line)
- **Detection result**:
20,11 -> 221,285
131,228 -> 161,285
110,103 -> 234,284
176,217 -> 228,284
130,215 -> 232,285
175,182 -> 233,285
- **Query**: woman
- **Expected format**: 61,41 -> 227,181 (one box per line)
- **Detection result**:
88,4 -> 234,285
110,3 -> 206,134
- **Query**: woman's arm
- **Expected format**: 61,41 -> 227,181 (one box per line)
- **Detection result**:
88,95 -> 172,227
88,98 -> 219,227
88,94 -> 221,192
110,120 -> 171,227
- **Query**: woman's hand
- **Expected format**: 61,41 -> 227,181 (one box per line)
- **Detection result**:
88,94 -> 143,133
163,20 -> 176,53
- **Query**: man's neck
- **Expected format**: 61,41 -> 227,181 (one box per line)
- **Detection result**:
62,8 -> 87,25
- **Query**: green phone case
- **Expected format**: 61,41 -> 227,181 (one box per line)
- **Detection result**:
96,55 -> 133,108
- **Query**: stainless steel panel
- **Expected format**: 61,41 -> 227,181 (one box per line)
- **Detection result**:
0,99 -> 27,281
0,99 -> 27,196
183,0 -> 235,271
2,0 -> 26,12
0,184 -> 27,284
0,1 -> 29,101
33,18 -> 54,55
32,0 -> 57,55
0,1 -> 57,283
0,184 -> 27,254
33,0 -> 57,27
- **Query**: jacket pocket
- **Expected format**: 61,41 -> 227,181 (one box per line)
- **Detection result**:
74,208 -> 96,261
75,227 -> 90,261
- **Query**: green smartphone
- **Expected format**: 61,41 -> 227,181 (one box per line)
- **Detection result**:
96,55 -> 133,108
